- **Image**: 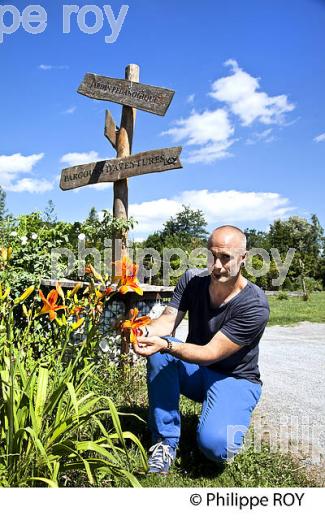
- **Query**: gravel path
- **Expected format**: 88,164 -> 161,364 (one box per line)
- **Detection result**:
175,321 -> 325,471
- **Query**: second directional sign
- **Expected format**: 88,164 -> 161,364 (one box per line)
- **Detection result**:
78,73 -> 175,116
60,147 -> 183,191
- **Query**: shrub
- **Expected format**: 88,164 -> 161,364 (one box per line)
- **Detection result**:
276,291 -> 289,301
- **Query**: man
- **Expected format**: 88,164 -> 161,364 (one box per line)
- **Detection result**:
134,225 -> 270,475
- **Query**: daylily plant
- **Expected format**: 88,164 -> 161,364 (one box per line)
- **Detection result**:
114,256 -> 143,296
35,257 -> 147,356
121,308 -> 151,346
39,288 -> 67,321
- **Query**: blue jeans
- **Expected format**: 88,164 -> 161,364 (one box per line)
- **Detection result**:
146,337 -> 262,461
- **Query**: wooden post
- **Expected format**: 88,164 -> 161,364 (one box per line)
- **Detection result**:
113,64 -> 139,262
113,64 -> 139,358
61,65 -> 182,364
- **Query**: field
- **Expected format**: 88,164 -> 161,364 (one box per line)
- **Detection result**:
268,292 -> 325,326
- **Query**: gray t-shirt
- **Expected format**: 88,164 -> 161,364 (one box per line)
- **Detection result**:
169,269 -> 270,384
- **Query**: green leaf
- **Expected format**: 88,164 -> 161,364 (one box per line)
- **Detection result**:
66,382 -> 79,420
34,366 -> 49,434
28,477 -> 58,488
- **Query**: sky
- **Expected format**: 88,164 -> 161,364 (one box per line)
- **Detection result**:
0,0 -> 324,240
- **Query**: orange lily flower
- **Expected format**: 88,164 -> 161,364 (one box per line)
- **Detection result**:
114,256 -> 143,296
39,289 -> 67,321
70,305 -> 84,319
121,308 -> 151,345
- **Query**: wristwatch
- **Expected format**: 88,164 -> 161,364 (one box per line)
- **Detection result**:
160,337 -> 175,354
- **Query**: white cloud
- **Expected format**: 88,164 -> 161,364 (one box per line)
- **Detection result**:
162,108 -> 235,164
129,199 -> 180,234
246,128 -> 275,145
128,190 -> 294,237
39,64 -> 69,71
6,178 -> 54,193
178,190 -> 294,223
210,59 -> 295,126
162,60 -> 294,164
314,133 -> 325,143
0,153 -> 44,174
0,153 -> 52,193
60,151 -> 104,167
163,109 -> 233,146
186,141 -> 234,164
63,106 -> 76,115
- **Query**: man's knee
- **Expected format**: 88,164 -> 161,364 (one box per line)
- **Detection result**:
147,351 -> 174,374
197,425 -> 247,462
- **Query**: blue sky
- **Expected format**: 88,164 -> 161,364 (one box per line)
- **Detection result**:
1,0 -> 324,239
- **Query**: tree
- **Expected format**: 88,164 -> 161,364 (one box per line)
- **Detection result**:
162,205 -> 208,240
244,228 -> 270,250
44,200 -> 57,224
142,206 -> 208,285
86,207 -> 99,224
268,215 -> 324,289
143,205 -> 208,254
0,186 -> 7,220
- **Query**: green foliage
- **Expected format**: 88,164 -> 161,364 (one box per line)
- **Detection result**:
0,186 -> 7,220
244,228 -> 270,250
87,207 -> 99,224
0,203 -> 136,295
303,277 -> 323,293
243,255 -> 269,290
0,212 -> 73,297
245,215 -> 325,291
0,281 -> 147,487
276,291 -> 289,300
162,205 -> 208,240
142,205 -> 208,284
268,214 -> 324,281
43,200 -> 57,224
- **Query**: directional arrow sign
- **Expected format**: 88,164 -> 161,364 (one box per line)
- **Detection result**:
78,73 -> 175,116
104,110 -> 118,149
60,147 -> 183,191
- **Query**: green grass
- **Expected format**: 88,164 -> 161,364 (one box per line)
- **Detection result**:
268,292 -> 325,326
117,398 -> 319,488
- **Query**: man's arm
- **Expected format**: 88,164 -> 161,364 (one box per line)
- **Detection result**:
134,331 -> 242,364
140,305 -> 185,337
135,301 -> 269,363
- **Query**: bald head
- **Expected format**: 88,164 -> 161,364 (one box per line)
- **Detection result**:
208,225 -> 247,252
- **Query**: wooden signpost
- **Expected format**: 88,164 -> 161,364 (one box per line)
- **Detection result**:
59,64 -> 183,356
78,72 -> 175,116
60,147 -> 182,190
60,63 -> 183,251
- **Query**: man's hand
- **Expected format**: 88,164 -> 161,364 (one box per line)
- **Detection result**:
133,336 -> 167,357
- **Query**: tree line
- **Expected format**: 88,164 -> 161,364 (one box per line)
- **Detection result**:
1,186 -> 324,292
